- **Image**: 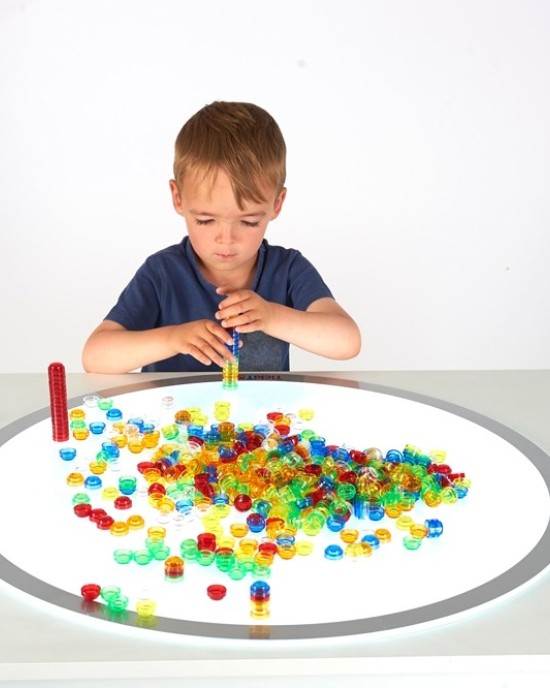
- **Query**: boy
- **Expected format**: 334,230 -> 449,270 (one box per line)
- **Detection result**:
82,102 -> 361,373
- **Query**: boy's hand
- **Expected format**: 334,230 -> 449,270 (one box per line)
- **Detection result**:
173,320 -> 236,367
215,289 -> 273,333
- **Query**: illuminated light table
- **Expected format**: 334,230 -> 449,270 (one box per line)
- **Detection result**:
0,370 -> 549,687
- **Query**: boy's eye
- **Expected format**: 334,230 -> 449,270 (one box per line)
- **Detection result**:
193,218 -> 260,228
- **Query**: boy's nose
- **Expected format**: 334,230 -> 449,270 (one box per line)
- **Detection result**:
216,223 -> 236,243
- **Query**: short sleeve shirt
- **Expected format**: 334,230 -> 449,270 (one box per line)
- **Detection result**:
105,237 -> 333,372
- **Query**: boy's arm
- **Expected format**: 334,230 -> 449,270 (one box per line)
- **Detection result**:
82,319 -> 237,374
296,297 -> 361,359
216,292 -> 361,360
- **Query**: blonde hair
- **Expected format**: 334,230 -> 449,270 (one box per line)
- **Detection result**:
173,102 -> 286,208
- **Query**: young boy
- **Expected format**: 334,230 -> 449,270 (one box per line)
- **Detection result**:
82,102 -> 361,373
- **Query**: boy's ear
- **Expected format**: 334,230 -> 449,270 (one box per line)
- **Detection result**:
271,187 -> 287,220
169,180 -> 184,215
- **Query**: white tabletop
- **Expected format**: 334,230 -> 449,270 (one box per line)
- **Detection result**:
1,370 -> 549,687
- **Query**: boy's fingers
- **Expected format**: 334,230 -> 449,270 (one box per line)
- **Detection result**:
205,320 -> 236,345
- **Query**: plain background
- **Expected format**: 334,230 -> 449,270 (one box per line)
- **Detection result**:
1,0 -> 549,373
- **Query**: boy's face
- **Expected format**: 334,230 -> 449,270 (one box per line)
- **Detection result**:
170,168 -> 286,288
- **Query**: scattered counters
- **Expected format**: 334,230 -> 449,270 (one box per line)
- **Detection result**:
66,392 -> 469,623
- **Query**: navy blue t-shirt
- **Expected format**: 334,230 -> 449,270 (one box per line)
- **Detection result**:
105,237 -> 333,372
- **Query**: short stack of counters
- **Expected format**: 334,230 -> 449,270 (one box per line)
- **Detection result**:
146,526 -> 171,560
100,585 -> 129,613
215,547 -> 236,572
127,514 -> 145,530
180,538 -> 199,561
425,518 -> 444,537
136,591 -> 157,618
250,580 -> 270,619
375,528 -> 392,544
214,400 -> 231,421
118,475 -> 137,495
222,328 -> 239,389
222,361 -> 239,389
164,555 -> 184,579
67,472 -> 84,487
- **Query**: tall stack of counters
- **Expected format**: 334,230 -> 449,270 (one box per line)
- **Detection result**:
48,362 -> 69,441
222,327 -> 239,389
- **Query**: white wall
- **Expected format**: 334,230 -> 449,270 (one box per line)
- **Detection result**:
1,0 -> 549,373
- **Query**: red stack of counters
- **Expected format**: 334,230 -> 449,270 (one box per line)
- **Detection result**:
48,362 -> 69,441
